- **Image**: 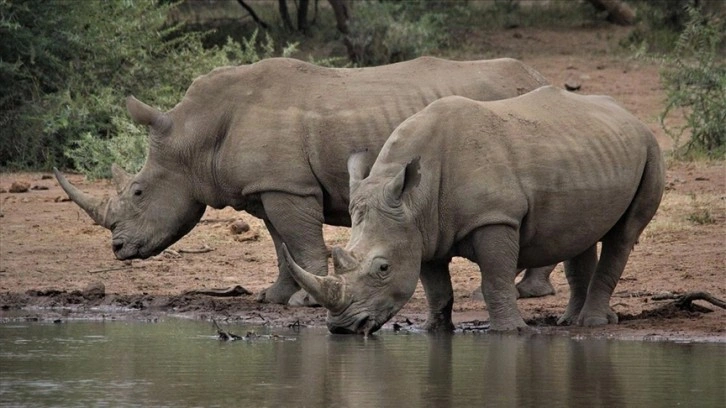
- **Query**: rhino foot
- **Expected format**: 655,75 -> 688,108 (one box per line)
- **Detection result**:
516,279 -> 556,298
488,317 -> 528,332
557,313 -> 576,326
423,317 -> 455,333
576,308 -> 618,327
256,283 -> 298,305
287,289 -> 320,307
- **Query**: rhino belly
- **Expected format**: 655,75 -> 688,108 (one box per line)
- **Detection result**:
517,191 -> 634,267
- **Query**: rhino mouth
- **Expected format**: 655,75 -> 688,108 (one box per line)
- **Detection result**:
112,238 -> 142,260
111,236 -> 163,260
328,314 -> 383,336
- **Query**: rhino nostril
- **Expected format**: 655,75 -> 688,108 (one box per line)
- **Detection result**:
112,240 -> 124,253
356,316 -> 370,333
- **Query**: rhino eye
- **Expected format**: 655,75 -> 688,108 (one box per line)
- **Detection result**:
133,189 -> 142,197
370,258 -> 390,280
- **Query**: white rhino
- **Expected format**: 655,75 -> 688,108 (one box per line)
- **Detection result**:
284,86 -> 665,333
54,57 -> 551,306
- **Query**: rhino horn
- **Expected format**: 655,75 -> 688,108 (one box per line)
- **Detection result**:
54,168 -> 113,229
282,244 -> 346,311
110,163 -> 133,194
126,96 -> 172,133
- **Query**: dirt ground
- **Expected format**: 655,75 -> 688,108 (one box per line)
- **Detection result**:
1,26 -> 724,341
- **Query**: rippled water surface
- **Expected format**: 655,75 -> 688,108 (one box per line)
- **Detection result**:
1,319 -> 724,407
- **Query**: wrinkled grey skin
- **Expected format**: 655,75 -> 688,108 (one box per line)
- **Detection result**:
54,57 -> 551,306
284,86 -> 665,334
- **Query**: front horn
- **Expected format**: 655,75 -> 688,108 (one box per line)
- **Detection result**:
54,168 -> 113,229
282,244 -> 347,311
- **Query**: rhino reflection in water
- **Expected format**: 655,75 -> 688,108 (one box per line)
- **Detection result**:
55,56 -> 554,306
284,86 -> 665,334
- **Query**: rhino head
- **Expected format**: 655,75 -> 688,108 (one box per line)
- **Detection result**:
283,155 -> 424,335
55,96 -> 206,260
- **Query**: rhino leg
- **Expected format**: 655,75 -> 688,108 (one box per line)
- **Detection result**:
255,192 -> 328,307
576,153 -> 664,327
576,241 -> 626,326
516,265 -> 557,298
420,259 -> 455,332
472,225 -> 527,331
557,245 -> 597,325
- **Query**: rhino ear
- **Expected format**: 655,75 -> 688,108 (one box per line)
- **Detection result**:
347,150 -> 372,194
384,157 -> 421,203
126,96 -> 172,134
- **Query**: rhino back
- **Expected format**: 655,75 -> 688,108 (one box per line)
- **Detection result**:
373,87 -> 660,263
169,57 -> 548,221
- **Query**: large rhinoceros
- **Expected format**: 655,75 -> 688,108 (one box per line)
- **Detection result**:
283,85 -> 665,333
54,57 -> 551,306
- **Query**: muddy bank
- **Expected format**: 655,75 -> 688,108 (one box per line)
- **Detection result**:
2,288 -> 724,343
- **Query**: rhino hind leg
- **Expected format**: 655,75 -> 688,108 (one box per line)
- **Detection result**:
472,225 -> 528,331
558,245 -> 597,326
575,241 -> 628,327
576,150 -> 664,326
420,259 -> 455,332
516,265 -> 557,298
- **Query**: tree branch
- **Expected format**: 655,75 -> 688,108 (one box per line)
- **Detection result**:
236,0 -> 269,29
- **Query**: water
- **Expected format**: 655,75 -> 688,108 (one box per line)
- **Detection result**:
1,319 -> 724,408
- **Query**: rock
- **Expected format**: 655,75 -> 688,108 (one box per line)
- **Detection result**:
9,181 -> 30,193
31,185 -> 49,191
54,196 -> 71,202
228,220 -> 250,234
82,282 -> 105,299
564,78 -> 581,91
0,187 -> 6,193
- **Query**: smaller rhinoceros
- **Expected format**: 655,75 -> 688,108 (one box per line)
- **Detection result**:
283,86 -> 665,334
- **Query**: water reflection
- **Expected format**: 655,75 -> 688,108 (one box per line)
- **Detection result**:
0,320 -> 724,407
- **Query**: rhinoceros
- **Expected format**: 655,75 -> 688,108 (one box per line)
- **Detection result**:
283,85 -> 665,333
54,56 -> 552,306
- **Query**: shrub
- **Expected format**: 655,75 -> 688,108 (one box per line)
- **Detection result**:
659,6 -> 725,159
343,1 -> 449,66
66,31 -> 297,178
0,0 -> 296,176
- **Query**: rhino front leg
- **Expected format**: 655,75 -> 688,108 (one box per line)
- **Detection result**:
255,192 -> 328,306
472,225 -> 527,331
557,245 -> 597,325
420,259 -> 455,332
516,265 -> 557,298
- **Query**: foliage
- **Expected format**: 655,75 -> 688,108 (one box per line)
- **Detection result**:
659,6 -> 725,159
621,0 -> 694,52
0,0 -> 295,177
344,0 -> 449,66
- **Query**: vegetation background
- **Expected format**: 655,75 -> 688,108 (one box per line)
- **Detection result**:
1,0 -> 724,177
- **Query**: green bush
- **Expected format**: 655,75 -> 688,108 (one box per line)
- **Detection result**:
66,31 -> 296,179
659,6 -> 725,159
344,1 -> 449,66
0,0 -> 295,177
622,0 -> 693,52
